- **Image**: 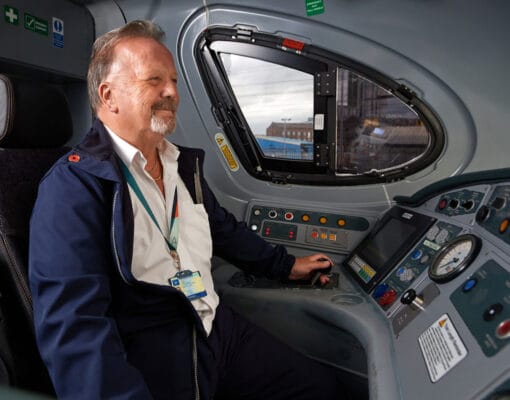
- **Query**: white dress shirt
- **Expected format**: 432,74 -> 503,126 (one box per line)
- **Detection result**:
105,126 -> 219,335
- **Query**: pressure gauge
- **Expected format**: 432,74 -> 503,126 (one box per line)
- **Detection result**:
428,234 -> 481,283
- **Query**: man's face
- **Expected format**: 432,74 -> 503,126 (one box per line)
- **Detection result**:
106,37 -> 180,137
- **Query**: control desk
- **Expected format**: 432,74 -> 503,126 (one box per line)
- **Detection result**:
212,171 -> 510,400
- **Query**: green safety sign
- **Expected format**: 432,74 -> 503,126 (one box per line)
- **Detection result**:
305,0 -> 325,16
4,5 -> 19,25
24,12 -> 48,35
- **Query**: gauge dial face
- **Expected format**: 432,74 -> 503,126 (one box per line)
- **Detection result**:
429,234 -> 481,283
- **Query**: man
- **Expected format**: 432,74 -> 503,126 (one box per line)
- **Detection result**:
29,20 -> 345,399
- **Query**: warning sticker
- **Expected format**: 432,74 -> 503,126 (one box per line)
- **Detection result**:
418,314 -> 468,383
214,133 -> 239,172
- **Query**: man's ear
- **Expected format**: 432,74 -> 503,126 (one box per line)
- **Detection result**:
98,82 -> 118,113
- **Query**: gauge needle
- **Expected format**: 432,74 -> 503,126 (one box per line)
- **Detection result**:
440,257 -> 459,269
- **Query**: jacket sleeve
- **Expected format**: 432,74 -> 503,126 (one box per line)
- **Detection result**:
29,162 -> 153,399
200,176 -> 295,280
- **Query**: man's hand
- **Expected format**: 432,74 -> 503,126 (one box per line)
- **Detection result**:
288,253 -> 333,285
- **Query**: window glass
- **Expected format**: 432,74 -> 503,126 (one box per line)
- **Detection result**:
221,53 -> 314,160
198,28 -> 443,184
336,69 -> 430,173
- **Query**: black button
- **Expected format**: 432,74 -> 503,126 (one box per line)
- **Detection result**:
483,303 -> 504,321
476,205 -> 490,223
449,199 -> 459,209
492,197 -> 506,210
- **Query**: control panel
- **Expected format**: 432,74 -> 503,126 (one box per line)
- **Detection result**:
355,179 -> 510,399
476,185 -> 510,245
436,189 -> 485,216
247,204 -> 370,253
451,260 -> 510,357
372,221 -> 463,310
231,176 -> 510,400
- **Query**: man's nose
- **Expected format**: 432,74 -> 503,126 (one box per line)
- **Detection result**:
162,79 -> 179,99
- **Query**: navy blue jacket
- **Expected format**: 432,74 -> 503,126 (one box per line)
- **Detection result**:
29,119 -> 295,399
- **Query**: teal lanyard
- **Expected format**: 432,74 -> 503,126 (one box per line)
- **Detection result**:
119,160 -> 179,251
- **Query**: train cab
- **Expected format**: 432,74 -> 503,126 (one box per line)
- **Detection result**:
1,0 -> 510,399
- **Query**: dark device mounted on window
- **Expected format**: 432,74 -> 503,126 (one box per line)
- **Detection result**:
343,206 -> 436,293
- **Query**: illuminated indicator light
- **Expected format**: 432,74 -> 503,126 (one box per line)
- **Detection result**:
68,154 -> 80,162
499,218 -> 510,233
320,232 -> 327,240
282,38 -> 305,51
319,216 -> 327,224
329,233 -> 337,241
311,231 -> 319,239
337,219 -> 346,227
301,214 -> 310,222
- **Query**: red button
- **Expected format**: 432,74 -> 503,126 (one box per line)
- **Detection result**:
496,320 -> 510,339
311,231 -> 319,239
284,212 -> 294,221
378,289 -> 397,306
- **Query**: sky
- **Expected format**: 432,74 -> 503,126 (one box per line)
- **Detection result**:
221,53 -> 314,135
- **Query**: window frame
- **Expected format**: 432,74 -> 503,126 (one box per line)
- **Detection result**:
195,27 -> 444,185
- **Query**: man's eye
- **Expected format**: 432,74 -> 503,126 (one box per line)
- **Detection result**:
148,77 -> 161,84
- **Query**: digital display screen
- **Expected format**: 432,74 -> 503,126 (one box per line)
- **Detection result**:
343,206 -> 436,293
361,218 -> 417,269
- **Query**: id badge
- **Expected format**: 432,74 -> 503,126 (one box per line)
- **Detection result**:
169,270 -> 207,300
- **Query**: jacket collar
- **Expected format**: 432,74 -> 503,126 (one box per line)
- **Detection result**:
71,118 -> 205,188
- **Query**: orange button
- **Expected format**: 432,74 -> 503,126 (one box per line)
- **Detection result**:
500,218 -> 510,234
337,219 -> 346,227
319,216 -> 327,224
329,233 -> 337,241
320,232 -> 327,240
301,214 -> 310,222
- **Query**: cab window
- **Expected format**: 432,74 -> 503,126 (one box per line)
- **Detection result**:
197,28 -> 443,185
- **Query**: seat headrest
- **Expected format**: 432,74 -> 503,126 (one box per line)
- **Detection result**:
0,74 -> 72,148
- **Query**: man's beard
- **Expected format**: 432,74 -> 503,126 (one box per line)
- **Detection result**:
151,114 -> 175,136
151,100 -> 177,136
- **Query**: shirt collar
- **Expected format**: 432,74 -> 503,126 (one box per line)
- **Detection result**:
103,124 -> 180,168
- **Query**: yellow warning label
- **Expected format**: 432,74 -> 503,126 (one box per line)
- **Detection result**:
214,133 -> 239,171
